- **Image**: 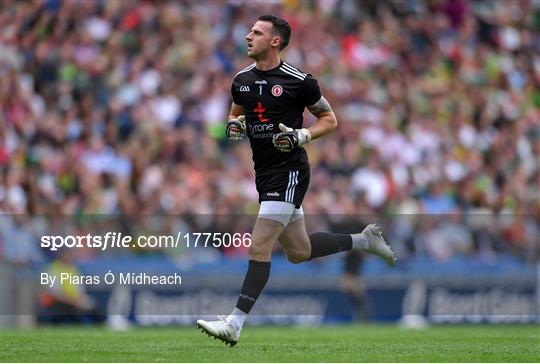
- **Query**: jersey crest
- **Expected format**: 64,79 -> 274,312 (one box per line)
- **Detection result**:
271,84 -> 283,97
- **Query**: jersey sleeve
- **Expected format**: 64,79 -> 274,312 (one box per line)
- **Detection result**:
231,78 -> 241,105
300,75 -> 322,107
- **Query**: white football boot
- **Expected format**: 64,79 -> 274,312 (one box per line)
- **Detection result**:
197,316 -> 241,347
354,224 -> 396,266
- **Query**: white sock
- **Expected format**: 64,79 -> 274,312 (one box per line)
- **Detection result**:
227,307 -> 247,330
351,232 -> 369,250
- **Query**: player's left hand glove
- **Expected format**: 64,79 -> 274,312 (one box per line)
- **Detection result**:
272,123 -> 312,152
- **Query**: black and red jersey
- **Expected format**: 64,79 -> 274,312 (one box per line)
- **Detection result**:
231,60 -> 321,176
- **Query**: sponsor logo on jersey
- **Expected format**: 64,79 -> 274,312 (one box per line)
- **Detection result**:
239,86 -> 250,92
271,84 -> 283,97
248,123 -> 274,139
267,192 -> 280,197
255,80 -> 268,84
249,124 -> 274,133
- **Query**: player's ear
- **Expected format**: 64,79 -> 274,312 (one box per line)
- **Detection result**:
271,36 -> 281,49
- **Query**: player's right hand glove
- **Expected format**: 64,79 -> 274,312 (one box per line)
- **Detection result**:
272,123 -> 311,152
226,115 -> 246,140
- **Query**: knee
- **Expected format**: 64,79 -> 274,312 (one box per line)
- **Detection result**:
249,243 -> 271,261
286,250 -> 310,264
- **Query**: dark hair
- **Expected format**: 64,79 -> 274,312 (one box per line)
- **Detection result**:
258,15 -> 291,51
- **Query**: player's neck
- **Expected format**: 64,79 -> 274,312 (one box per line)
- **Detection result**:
255,56 -> 281,71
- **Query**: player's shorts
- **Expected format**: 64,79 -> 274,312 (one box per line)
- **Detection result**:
255,168 -> 309,209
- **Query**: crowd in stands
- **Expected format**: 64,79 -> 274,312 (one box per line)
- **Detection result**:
2,0 -> 539,265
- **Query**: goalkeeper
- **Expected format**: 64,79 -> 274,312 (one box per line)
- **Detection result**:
197,15 -> 396,346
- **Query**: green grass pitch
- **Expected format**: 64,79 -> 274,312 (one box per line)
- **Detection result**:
1,325 -> 538,362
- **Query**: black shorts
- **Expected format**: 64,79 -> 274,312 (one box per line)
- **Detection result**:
255,168 -> 310,208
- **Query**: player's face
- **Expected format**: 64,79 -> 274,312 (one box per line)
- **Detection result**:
246,21 -> 278,60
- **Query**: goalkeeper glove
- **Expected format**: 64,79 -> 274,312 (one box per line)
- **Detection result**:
226,115 -> 246,140
272,123 -> 311,152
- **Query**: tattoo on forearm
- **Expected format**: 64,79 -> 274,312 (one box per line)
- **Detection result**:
307,97 -> 332,116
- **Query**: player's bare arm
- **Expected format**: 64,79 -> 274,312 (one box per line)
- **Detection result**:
273,97 -> 337,152
229,102 -> 244,120
306,96 -> 337,140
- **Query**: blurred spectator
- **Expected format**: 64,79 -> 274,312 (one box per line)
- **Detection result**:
0,214 -> 43,327
39,249 -> 99,324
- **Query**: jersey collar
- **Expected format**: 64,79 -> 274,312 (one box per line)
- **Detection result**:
254,60 -> 283,74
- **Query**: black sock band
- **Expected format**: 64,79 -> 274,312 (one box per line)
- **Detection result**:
308,232 -> 352,260
235,260 -> 271,314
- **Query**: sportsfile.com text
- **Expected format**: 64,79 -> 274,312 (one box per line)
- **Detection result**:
40,232 -> 252,251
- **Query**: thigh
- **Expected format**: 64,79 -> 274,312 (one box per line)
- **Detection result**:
278,216 -> 310,257
250,217 -> 287,261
